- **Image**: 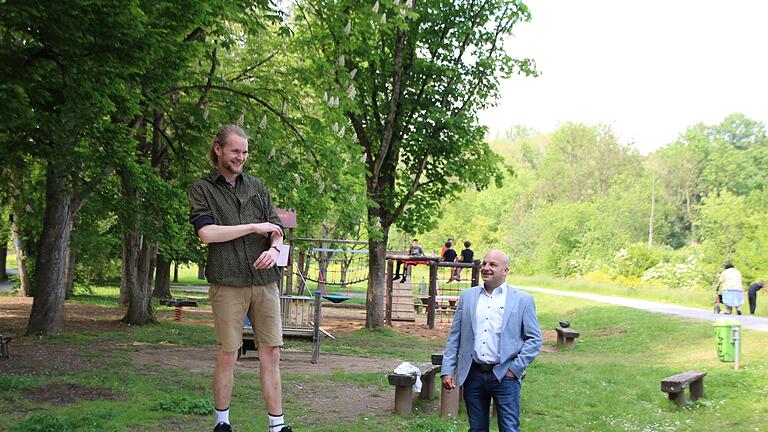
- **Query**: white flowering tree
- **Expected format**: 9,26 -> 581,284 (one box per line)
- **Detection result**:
292,0 -> 537,327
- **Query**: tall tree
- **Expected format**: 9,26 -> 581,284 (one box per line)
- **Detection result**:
0,0 -> 149,335
294,0 -> 534,327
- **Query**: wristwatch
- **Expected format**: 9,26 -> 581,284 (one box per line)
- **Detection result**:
270,245 -> 280,253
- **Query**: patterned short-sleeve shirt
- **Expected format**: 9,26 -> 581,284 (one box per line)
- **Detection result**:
188,169 -> 284,287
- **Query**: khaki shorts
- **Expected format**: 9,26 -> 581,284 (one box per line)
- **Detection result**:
209,282 -> 283,352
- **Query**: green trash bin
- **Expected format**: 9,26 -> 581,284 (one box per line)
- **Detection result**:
713,318 -> 742,362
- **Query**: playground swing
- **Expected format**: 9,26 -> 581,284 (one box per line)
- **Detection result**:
295,246 -> 369,303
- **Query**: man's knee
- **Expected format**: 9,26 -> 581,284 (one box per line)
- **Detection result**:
259,345 -> 281,365
217,349 -> 238,368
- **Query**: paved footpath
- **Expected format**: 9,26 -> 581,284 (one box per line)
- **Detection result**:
516,285 -> 768,332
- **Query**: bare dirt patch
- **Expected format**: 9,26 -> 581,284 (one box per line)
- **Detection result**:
130,346 -> 403,376
0,294 -> 557,425
22,383 -> 122,405
592,327 -> 627,337
286,380 -> 393,425
540,329 -> 558,352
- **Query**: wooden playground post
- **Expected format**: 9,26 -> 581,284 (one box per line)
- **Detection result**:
471,259 -> 481,287
386,259 -> 394,326
428,261 -> 438,329
275,208 -> 296,294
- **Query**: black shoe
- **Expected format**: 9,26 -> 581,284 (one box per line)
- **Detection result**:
214,422 -> 232,432
391,274 -> 400,279
272,425 -> 293,432
737,311 -> 742,315
400,277 -> 406,283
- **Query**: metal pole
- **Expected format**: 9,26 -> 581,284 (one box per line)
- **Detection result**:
732,326 -> 740,371
311,290 -> 322,364
286,229 -> 293,294
386,260 -> 393,326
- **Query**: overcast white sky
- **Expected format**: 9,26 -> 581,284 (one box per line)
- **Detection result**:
478,0 -> 768,154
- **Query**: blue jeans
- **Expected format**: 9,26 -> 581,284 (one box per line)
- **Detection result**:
463,366 -> 521,432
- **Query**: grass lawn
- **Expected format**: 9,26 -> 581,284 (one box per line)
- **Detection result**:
3,283 -> 767,431
5,253 -> 17,271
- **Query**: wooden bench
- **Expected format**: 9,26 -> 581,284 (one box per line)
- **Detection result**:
388,362 -> 441,414
661,371 -> 706,407
555,327 -> 580,349
0,332 -> 17,359
414,296 -> 459,315
414,296 -> 430,314
159,298 -> 198,321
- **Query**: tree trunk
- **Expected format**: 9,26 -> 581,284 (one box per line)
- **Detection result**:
153,253 -> 172,299
64,247 -> 76,299
119,170 -> 155,325
121,230 -> 155,324
0,241 -> 6,282
365,223 -> 389,329
648,178 -> 655,248
26,164 -> 75,336
196,260 -> 205,280
10,216 -> 32,297
143,239 -> 157,295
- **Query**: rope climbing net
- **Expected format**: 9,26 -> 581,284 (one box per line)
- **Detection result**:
295,246 -> 369,295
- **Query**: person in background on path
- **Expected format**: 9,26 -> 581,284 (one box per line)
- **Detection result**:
441,249 -> 542,432
718,263 -> 744,315
189,125 -> 293,432
748,280 -> 765,315
394,239 -> 425,283
449,240 -> 474,282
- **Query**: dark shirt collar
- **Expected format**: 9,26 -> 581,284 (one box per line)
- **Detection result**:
208,168 -> 244,185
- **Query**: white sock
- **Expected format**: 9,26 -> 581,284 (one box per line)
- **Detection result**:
215,407 -> 230,425
268,413 -> 285,431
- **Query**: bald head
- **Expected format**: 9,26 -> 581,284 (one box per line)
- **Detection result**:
486,249 -> 509,266
481,249 -> 510,289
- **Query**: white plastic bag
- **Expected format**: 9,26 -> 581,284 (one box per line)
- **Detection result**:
394,361 -> 422,393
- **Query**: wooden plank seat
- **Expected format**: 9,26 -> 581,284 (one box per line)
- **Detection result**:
555,327 -> 580,349
159,298 -> 198,307
435,295 -> 459,315
414,296 -> 459,315
661,371 -> 706,407
388,362 -> 441,414
414,296 -> 430,314
431,353 -> 461,417
0,332 -> 17,359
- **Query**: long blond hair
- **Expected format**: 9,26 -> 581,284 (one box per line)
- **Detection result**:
209,124 -> 248,165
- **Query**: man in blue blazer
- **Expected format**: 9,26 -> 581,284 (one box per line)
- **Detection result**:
441,249 -> 542,432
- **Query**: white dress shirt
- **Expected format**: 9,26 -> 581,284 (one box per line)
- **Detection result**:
473,282 -> 508,364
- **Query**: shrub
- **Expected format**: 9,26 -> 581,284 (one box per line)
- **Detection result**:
156,395 -> 214,415
11,413 -> 71,432
642,254 -> 708,290
608,243 -> 667,279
